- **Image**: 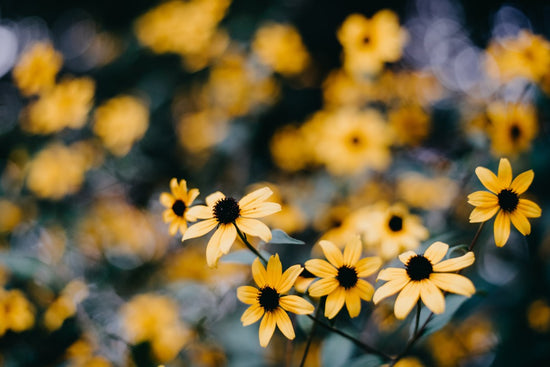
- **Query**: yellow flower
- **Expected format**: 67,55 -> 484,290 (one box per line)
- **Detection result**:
373,241 -> 475,319
468,158 -> 542,247
305,237 -> 381,319
236,254 -> 314,347
0,289 -> 35,334
183,187 -> 281,267
12,42 -> 63,96
388,104 -> 431,147
159,178 -> 200,236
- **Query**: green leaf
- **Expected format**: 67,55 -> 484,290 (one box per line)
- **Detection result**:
220,249 -> 272,264
409,294 -> 469,338
268,229 -> 305,245
349,355 -> 384,367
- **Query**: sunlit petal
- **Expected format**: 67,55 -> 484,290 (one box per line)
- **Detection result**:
236,218 -> 272,242
218,224 -> 237,255
355,279 -> 374,301
206,191 -> 225,207
377,268 -> 407,281
240,202 -> 282,218
266,254 -> 283,286
510,170 -> 534,195
424,241 -> 449,265
305,259 -> 337,278
433,252 -> 475,272
430,273 -> 475,297
343,236 -> 362,265
419,279 -> 445,314
497,158 -> 512,187
355,257 -> 382,277
394,281 -> 421,319
475,166 -> 502,194
494,210 -> 510,247
206,227 -> 224,267
186,205 -> 213,220
398,251 -> 417,265
319,240 -> 344,268
182,218 -> 217,241
239,187 -> 273,209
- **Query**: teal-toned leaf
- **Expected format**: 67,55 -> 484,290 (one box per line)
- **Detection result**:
448,244 -> 469,257
409,294 -> 469,338
349,355 -> 384,367
220,249 -> 272,264
321,332 -> 354,367
0,253 -> 57,286
268,229 -> 305,245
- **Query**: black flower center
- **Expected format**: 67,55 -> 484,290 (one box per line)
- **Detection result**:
388,215 -> 403,232
213,197 -> 240,224
171,199 -> 186,217
406,255 -> 433,281
258,286 -> 280,312
362,35 -> 371,44
510,125 -> 521,141
336,266 -> 358,289
498,189 -> 519,212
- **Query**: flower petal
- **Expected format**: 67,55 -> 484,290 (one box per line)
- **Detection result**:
186,205 -> 212,219
305,259 -> 338,278
467,191 -> 498,207
308,278 -> 339,298
319,240 -> 344,268
206,227 -> 224,267
377,267 -> 407,281
398,251 -> 417,265
432,252 -> 475,272
469,206 -> 499,223
475,166 -> 502,194
518,199 -> 542,218
266,254 -> 283,287
373,277 -> 409,304
236,218 -> 272,242
206,191 -> 225,207
394,281 -> 421,319
510,210 -> 531,235
239,187 -> 273,209
430,273 -> 475,297
252,257 -> 267,288
240,202 -> 282,218
259,311 -> 276,347
419,279 -> 445,314
279,295 -> 315,315
355,257 -> 382,278
510,170 -> 534,195
494,210 -> 511,247
424,241 -> 449,265
345,289 -> 362,318
159,192 -> 174,207
237,285 -> 260,304
182,218 -> 217,241
169,178 -> 180,196
187,188 -> 200,205
355,279 -> 374,301
274,308 -> 295,340
343,236 -> 362,266
218,224 -> 237,255
497,158 -> 513,187
325,286 -> 346,319
241,303 -> 264,326
277,264 -> 303,294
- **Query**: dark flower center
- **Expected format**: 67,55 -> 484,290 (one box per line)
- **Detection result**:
510,125 -> 521,141
336,266 -> 358,289
388,215 -> 403,232
362,35 -> 371,44
406,255 -> 433,281
258,286 -> 280,312
213,197 -> 240,224
171,199 -> 186,217
497,189 -> 519,212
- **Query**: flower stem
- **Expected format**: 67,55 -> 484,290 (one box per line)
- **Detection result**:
299,301 -> 322,367
413,300 -> 421,336
233,222 -> 268,264
468,221 -> 485,252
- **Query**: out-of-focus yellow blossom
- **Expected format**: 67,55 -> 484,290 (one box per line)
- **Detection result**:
315,204 -> 354,246
270,125 -> 312,172
21,77 -> 95,134
187,343 -> 227,367
135,0 -> 230,70
0,199 -> 23,233
322,68 -> 375,108
177,109 -> 229,154
26,141 -> 97,200
527,299 -> 550,333
78,197 -> 169,262
397,172 -> 459,210
337,10 -> 408,75
485,30 -> 550,83
93,95 -> 149,156
376,70 -> 444,105
44,280 -> 88,331
12,42 -> 63,96
486,102 -> 538,157
252,22 -> 310,76
120,293 -> 191,363
66,336 -> 112,367
388,104 -> 431,147
312,108 -> 392,175
0,289 -> 35,335
160,178 -> 199,236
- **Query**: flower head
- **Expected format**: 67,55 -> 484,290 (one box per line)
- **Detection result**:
183,187 -> 281,267
373,241 -> 475,319
468,158 -> 542,247
160,178 -> 200,236
305,237 -> 381,319
237,254 -> 314,347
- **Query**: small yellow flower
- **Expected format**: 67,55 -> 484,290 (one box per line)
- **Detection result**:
306,237 -> 381,319
12,42 -> 63,96
373,241 -> 475,319
159,178 -> 199,236
468,158 -> 542,247
183,187 -> 281,267
237,254 -> 314,347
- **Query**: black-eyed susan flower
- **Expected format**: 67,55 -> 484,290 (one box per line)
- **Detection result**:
306,237 -> 382,319
160,178 -> 199,236
236,254 -> 314,347
183,187 -> 281,267
468,158 -> 542,247
373,241 -> 475,319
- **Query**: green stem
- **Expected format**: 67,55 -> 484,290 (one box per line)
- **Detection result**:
299,301 -> 322,367
468,221 -> 485,252
233,222 -> 268,264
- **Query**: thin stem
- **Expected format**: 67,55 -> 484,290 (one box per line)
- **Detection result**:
413,300 -> 421,336
307,315 -> 391,361
468,221 -> 485,252
233,222 -> 268,264
299,301 -> 322,367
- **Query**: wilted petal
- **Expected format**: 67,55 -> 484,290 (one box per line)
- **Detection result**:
305,259 -> 337,278
494,210 -> 511,247
510,170 -> 534,195
419,280 -> 445,314
475,166 -> 501,194
394,281 -> 421,319
430,273 -> 475,297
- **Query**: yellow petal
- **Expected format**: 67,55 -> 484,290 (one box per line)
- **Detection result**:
187,188 -> 200,205
355,257 -> 382,278
259,311 -> 276,347
266,254 -> 283,287
345,289 -> 362,318
394,281 -> 421,319
497,158 -> 513,187
467,191 -> 498,207
274,308 -> 295,340
308,278 -> 339,298
432,252 -> 475,272
241,303 -> 264,326
277,264 -> 303,294
237,285 -> 260,304
169,178 -> 180,196
373,277 -> 409,304
424,241 -> 449,265
240,202 -> 282,218
252,257 -> 268,288
518,199 -> 542,218
325,286 -> 346,319
419,279 -> 445,315
235,217 -> 272,242
430,273 -> 475,297
475,166 -> 502,194
305,259 -> 338,278
319,240 -> 344,268
159,192 -> 174,207
218,224 -> 237,255
239,187 -> 273,209
177,179 -> 188,196
469,206 -> 499,223
206,191 -> 225,207
206,227 -> 224,268
494,210 -> 510,247
510,170 -> 534,195
398,251 -> 417,265
182,218 -> 217,241
187,205 -> 212,219
510,210 -> 531,236
355,279 -> 375,301
169,221 -> 180,236
343,236 -> 362,266
279,295 -> 314,315
377,268 -> 407,281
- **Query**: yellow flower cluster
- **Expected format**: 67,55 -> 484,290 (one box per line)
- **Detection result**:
0,289 -> 35,335
12,42 -> 62,96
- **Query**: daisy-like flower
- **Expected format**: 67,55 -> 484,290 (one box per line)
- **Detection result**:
468,158 -> 542,247
237,254 -> 315,347
305,237 -> 382,319
159,178 -> 199,236
183,187 -> 281,267
373,241 -> 475,319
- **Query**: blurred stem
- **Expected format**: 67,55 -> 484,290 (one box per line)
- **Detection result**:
468,221 -> 485,252
233,222 -> 268,264
413,300 -> 421,336
299,300 -> 322,367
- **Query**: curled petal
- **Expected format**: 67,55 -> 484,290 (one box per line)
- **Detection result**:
497,158 -> 513,187
305,259 -> 337,278
475,166 -> 502,194
319,240 -> 344,268
510,170 -> 534,195
279,295 -> 315,315
494,210 -> 511,247
424,241 -> 449,265
433,252 -> 475,272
